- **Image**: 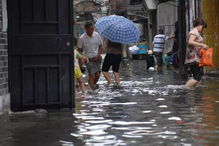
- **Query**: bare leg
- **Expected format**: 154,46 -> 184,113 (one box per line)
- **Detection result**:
77,77 -> 86,93
75,79 -> 84,99
114,72 -> 120,85
74,80 -> 78,97
184,79 -> 199,88
103,72 -> 112,84
88,74 -> 95,87
94,71 -> 101,84
157,65 -> 163,72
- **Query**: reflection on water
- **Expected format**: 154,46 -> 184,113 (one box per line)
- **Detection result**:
1,60 -> 219,146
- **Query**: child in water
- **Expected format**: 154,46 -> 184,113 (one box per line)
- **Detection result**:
74,49 -> 88,97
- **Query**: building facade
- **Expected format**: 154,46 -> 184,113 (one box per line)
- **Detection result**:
156,1 -> 178,53
0,0 -> 10,115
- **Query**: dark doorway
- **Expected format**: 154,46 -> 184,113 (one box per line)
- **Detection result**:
7,0 -> 74,111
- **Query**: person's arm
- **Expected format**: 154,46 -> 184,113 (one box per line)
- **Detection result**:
103,38 -> 108,52
93,44 -> 102,61
75,50 -> 83,68
93,35 -> 103,61
76,51 -> 88,64
98,35 -> 103,57
77,37 -> 83,54
151,38 -> 155,51
76,51 -> 82,59
167,35 -> 175,40
98,44 -> 102,57
188,34 -> 208,49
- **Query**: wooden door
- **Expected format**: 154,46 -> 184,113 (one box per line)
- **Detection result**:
8,0 -> 74,111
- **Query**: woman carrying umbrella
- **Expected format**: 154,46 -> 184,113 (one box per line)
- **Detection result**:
95,15 -> 140,85
102,39 -> 123,85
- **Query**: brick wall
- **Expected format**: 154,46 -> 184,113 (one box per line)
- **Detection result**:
0,0 -> 9,96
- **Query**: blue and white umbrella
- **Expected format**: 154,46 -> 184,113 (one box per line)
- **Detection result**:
95,15 -> 140,44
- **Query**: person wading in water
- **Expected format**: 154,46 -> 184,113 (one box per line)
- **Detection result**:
78,22 -> 103,90
184,18 -> 208,88
102,39 -> 123,85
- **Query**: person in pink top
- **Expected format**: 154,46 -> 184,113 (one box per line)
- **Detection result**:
184,18 -> 208,88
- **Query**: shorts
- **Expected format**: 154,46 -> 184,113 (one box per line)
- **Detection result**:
154,52 -> 163,66
74,68 -> 83,79
189,63 -> 203,81
102,53 -> 122,73
146,54 -> 155,69
86,57 -> 102,75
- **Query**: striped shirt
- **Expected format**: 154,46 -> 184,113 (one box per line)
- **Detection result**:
153,34 -> 168,53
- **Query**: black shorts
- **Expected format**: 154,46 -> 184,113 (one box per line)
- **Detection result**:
154,52 -> 163,66
146,54 -> 155,69
189,63 -> 203,81
102,53 -> 122,73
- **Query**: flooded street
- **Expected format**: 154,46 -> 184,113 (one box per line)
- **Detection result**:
1,60 -> 219,146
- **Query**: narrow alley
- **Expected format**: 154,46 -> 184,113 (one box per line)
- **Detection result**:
1,60 -> 219,146
0,0 -> 218,146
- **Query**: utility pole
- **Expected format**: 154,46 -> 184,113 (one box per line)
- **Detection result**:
178,0 -> 187,79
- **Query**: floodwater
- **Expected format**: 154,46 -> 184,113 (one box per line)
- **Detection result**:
0,60 -> 219,146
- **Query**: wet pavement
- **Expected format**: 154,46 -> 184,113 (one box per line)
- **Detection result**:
0,60 -> 219,146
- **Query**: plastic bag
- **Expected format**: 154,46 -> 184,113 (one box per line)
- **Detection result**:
128,45 -> 139,54
199,48 -> 214,67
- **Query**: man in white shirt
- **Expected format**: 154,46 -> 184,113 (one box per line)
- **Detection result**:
153,29 -> 174,72
78,22 -> 103,90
